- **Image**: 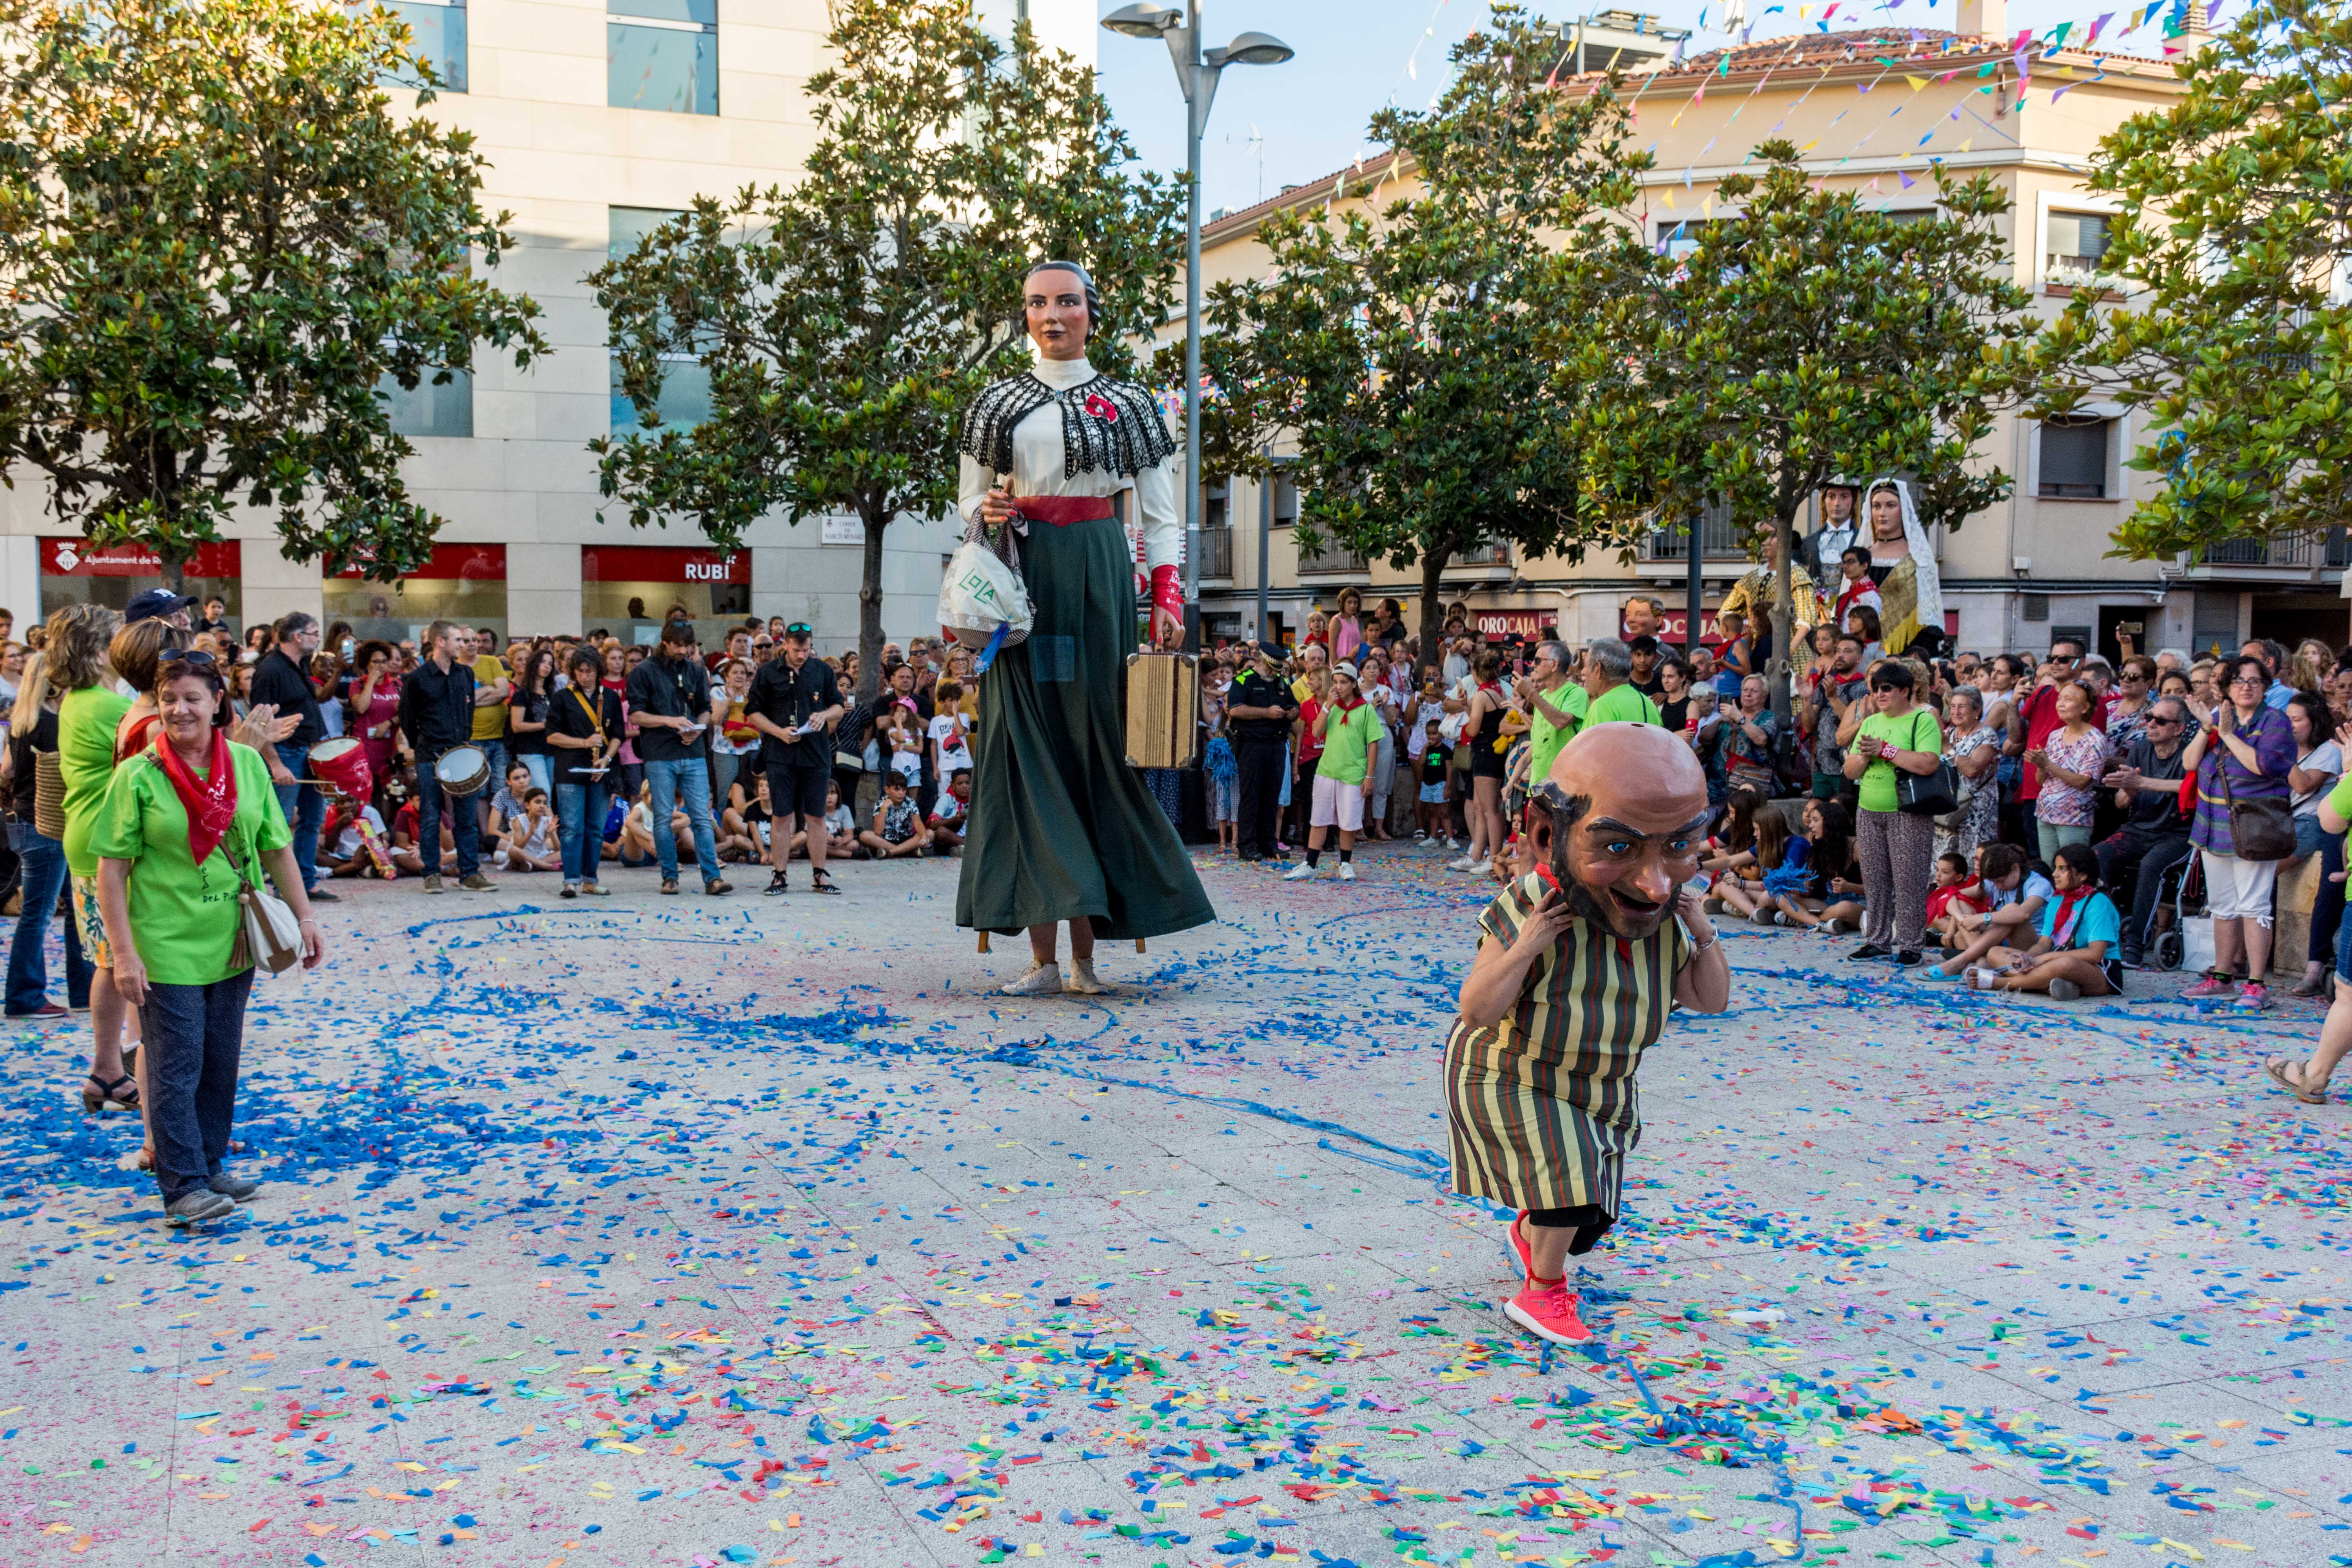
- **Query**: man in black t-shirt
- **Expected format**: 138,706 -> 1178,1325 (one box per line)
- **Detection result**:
2094,695 -> 2194,966
1225,640 -> 1300,862
248,611 -> 332,899
744,623 -> 845,895
624,620 -> 730,896
546,646 -> 624,898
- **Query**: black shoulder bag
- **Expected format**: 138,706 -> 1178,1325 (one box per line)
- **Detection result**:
1894,708 -> 1960,818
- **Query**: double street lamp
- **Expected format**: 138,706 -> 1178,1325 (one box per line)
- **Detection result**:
1101,3 -> 1292,646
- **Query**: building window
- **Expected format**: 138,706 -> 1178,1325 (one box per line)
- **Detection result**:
609,0 -> 717,115
2039,415 -> 2111,498
368,0 -> 466,92
2047,210 -> 2112,286
1272,476 -> 1300,527
1656,218 -> 1712,262
609,207 -> 712,433
380,368 -> 473,438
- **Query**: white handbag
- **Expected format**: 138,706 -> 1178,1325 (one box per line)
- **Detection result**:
222,832 -> 303,975
938,505 -> 1033,670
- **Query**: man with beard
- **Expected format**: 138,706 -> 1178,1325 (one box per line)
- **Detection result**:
1445,722 -> 1729,1346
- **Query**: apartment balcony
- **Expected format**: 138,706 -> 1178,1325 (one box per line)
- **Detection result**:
1298,534 -> 1367,575
1444,540 -> 1512,573
1641,510 -> 1745,561
2192,528 -> 2352,581
1198,525 -> 1234,581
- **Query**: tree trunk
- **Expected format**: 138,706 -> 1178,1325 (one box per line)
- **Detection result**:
1417,547 -> 1454,677
1769,508 -> 1797,752
158,545 -> 188,598
855,502 -> 889,704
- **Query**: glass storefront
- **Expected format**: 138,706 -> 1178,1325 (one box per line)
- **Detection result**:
40,540 -> 242,632
324,542 -> 507,649
580,544 -> 749,650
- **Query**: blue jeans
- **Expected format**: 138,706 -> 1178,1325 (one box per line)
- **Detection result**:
474,739 -> 508,799
273,742 -> 324,892
644,756 -> 719,884
415,748 -> 480,878
519,753 -> 552,794
556,779 -> 609,884
5,823 -> 89,1013
140,968 -> 255,1203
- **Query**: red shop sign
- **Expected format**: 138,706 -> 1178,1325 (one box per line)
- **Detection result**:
334,542 -> 506,582
1473,609 -> 1557,637
579,545 -> 747,585
42,539 -> 242,578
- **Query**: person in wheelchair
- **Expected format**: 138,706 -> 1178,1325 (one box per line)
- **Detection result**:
2094,694 -> 2195,969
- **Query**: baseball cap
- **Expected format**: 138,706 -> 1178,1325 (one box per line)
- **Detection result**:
125,588 -> 195,624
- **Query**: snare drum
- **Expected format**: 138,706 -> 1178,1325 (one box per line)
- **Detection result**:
433,744 -> 491,797
305,737 -> 374,800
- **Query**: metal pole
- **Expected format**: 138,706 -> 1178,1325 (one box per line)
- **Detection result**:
1686,506 -> 1704,666
1257,443 -> 1272,636
1181,0 -> 1204,653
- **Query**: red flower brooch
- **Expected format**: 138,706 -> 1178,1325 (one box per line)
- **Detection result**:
1083,392 -> 1119,424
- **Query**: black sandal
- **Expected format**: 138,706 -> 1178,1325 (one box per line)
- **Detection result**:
81,1073 -> 137,1113
810,870 -> 841,895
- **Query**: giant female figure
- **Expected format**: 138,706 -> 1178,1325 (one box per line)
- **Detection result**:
954,261 -> 1214,997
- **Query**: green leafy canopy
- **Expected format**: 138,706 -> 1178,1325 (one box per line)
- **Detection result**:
0,0 -> 546,583
590,0 -> 1181,696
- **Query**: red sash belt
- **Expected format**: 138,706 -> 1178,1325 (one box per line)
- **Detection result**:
1013,495 -> 1116,526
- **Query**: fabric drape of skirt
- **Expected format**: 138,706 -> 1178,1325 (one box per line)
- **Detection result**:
956,514 -> 1215,940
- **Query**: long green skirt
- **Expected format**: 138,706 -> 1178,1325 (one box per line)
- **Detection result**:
955,514 -> 1216,940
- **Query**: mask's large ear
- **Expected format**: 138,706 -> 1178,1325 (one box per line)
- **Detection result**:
1533,780 -> 1588,892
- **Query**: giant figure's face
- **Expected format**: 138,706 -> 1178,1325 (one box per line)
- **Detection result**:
1025,267 -> 1091,360
1535,723 -> 1711,941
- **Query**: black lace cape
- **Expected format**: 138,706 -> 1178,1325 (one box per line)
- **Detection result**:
957,371 -> 1176,481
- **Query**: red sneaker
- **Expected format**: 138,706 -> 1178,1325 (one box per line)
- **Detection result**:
1508,1212 -> 1535,1279
1504,1278 -> 1594,1346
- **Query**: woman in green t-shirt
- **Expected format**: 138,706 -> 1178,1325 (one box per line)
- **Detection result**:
1839,660 -> 1943,965
1285,664 -> 1384,884
92,651 -> 324,1227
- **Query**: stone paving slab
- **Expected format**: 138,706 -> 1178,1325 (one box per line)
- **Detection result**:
4,842 -> 2350,1567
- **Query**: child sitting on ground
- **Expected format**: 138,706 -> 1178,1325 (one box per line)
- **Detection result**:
1942,841 -> 2122,999
497,789 -> 560,872
860,774 -> 931,859
1713,808 -> 1795,922
929,768 -> 971,854
1924,851 -> 1989,946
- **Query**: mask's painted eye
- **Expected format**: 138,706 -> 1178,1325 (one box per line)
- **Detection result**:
1603,839 -> 1633,856
1667,837 -> 1693,853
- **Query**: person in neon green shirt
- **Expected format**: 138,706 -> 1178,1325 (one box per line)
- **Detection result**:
1521,638 -> 1583,786
1286,663 -> 1384,884
1580,638 -> 1662,727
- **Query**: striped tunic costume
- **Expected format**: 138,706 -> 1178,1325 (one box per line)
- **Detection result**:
1444,871 -> 1691,1234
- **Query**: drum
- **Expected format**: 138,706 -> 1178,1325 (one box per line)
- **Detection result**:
1123,651 -> 1200,769
305,737 -> 374,800
433,744 -> 491,797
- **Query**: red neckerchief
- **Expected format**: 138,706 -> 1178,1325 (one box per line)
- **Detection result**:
1333,693 -> 1366,716
1835,579 -> 1874,622
2048,883 -> 2096,948
153,729 -> 238,867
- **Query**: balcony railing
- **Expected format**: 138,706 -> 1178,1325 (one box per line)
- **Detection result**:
2199,529 -> 2352,570
1198,526 -> 1233,580
1642,510 -> 1744,561
1448,541 -> 1512,568
1297,534 -> 1367,574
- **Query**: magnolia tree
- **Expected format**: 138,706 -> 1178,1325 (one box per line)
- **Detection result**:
1577,142 -> 2039,727
590,0 -> 1181,697
1193,8 -> 1657,660
2034,0 -> 2352,560
0,0 -> 544,589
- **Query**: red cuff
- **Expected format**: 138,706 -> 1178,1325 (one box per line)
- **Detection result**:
1149,564 -> 1184,616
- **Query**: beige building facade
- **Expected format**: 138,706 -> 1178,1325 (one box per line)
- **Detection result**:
0,0 -> 1097,652
1182,4 -> 2344,666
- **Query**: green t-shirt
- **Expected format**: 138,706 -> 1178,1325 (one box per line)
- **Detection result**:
1315,701 -> 1384,785
2328,771 -> 2352,824
1857,706 -> 1943,814
1527,681 -> 1583,784
58,686 -> 133,878
86,743 -> 292,986
1586,682 -> 1662,728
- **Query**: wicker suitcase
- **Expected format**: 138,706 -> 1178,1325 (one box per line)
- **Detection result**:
1124,651 -> 1200,769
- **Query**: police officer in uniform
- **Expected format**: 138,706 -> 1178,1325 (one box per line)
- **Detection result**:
1225,641 -> 1299,863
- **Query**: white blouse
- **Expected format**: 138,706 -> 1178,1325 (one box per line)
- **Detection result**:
956,354 -> 1180,576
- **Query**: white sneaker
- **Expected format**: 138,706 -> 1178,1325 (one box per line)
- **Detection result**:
1064,958 -> 1106,995
1283,862 -> 1316,881
1446,855 -> 1475,872
1338,862 -> 1356,882
1000,962 -> 1063,997
1468,858 -> 1492,874
1413,829 -> 1428,842
1446,837 -> 1463,851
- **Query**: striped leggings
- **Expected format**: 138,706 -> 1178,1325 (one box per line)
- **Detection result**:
1858,807 -> 1935,952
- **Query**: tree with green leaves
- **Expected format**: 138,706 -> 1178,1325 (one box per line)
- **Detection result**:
1577,142 -> 2038,728
2034,0 -> 2352,561
0,0 -> 544,590
591,0 -> 1181,699
1192,7 -> 1655,659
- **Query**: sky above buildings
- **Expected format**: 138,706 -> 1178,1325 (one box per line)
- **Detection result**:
1092,0 -> 2185,215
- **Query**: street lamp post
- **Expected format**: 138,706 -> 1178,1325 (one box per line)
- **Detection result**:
1102,4 -> 1292,650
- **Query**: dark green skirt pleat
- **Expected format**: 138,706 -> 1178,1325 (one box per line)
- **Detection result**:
955,514 -> 1215,940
